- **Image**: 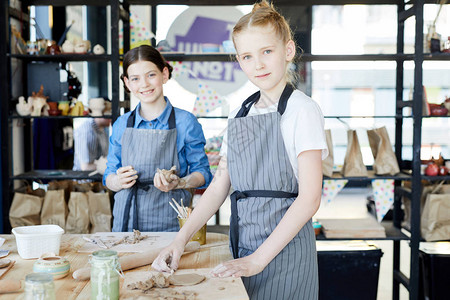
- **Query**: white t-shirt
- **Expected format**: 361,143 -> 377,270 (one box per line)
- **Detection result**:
220,89 -> 328,179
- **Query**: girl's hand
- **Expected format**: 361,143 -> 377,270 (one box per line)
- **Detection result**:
116,166 -> 138,189
210,254 -> 266,278
154,172 -> 180,192
151,240 -> 185,272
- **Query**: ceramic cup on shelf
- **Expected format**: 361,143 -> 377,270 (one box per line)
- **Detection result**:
89,98 -> 105,116
33,256 -> 71,280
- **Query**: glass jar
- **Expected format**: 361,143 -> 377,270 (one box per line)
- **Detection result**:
25,273 -> 55,300
90,250 -> 121,300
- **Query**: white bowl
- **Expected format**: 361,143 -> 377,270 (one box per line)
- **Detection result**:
12,225 -> 64,259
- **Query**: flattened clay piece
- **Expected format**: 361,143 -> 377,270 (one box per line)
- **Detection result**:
169,273 -> 205,286
0,259 -> 11,269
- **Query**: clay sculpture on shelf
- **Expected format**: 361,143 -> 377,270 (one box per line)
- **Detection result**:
16,96 -> 33,116
28,85 -> 49,116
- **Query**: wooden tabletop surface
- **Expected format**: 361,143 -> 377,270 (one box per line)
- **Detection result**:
0,232 -> 249,299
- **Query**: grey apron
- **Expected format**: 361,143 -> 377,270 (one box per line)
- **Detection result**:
228,85 -> 318,300
112,107 -> 191,232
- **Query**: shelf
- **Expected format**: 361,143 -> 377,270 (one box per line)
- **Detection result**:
9,115 -> 113,120
423,52 -> 450,60
422,114 -> 450,118
161,52 -> 235,62
12,170 -> 103,181
324,170 -> 411,181
23,0 -> 112,6
315,222 -> 410,241
156,52 -> 450,63
421,174 -> 450,181
9,54 -> 112,62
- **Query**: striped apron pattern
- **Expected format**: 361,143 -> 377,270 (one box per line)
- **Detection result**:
112,108 -> 190,232
227,85 -> 319,300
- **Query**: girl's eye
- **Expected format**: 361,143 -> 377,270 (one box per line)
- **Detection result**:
131,77 -> 138,82
148,73 -> 156,77
264,49 -> 272,54
242,55 -> 251,60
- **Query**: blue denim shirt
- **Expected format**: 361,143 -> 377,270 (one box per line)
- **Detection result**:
103,98 -> 212,188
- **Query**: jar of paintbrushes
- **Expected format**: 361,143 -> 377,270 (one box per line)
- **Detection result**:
169,198 -> 207,245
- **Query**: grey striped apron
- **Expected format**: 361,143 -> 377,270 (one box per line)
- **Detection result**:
228,85 -> 318,300
112,107 -> 190,232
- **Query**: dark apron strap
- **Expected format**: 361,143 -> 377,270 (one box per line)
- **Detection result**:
121,179 -> 154,232
126,106 -> 176,129
234,84 -> 294,118
229,190 -> 298,259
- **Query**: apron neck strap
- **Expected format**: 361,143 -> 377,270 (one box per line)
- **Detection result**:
127,106 -> 176,129
234,84 -> 294,118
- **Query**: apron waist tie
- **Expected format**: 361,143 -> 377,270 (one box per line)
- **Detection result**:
229,190 -> 298,259
121,179 -> 154,232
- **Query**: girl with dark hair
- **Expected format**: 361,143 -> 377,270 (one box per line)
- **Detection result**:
104,45 -> 212,232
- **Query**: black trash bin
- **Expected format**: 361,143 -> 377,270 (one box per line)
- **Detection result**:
317,241 -> 383,300
419,242 -> 450,300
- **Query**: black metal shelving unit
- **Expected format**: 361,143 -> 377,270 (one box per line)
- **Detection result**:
0,0 -> 122,233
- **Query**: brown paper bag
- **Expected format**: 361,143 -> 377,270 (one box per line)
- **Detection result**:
88,183 -> 112,233
66,184 -> 91,234
341,130 -> 367,177
322,129 -> 334,178
421,183 -> 450,241
40,189 -> 68,229
9,186 -> 45,227
367,126 -> 400,175
401,181 -> 432,231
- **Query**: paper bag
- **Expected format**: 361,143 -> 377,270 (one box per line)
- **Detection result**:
66,184 -> 90,234
322,129 -> 334,177
41,189 -> 68,229
367,126 -> 400,175
341,130 -> 367,177
402,182 -> 430,231
88,183 -> 112,233
421,183 -> 450,241
9,186 -> 45,227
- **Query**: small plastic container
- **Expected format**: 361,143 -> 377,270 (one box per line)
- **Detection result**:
12,225 -> 64,259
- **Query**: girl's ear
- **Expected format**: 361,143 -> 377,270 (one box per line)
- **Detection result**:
123,76 -> 131,91
286,40 -> 296,62
162,67 -> 170,84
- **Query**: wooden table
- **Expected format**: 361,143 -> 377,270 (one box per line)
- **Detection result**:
0,233 -> 249,299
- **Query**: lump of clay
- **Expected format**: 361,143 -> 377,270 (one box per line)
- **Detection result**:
168,273 -> 205,286
153,272 -> 170,288
157,166 -> 177,183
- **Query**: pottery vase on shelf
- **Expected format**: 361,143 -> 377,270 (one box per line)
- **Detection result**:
89,98 -> 105,116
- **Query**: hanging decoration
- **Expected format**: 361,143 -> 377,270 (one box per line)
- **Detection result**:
322,179 -> 348,204
371,179 -> 395,222
192,83 -> 224,116
170,61 -> 190,79
119,12 -> 154,53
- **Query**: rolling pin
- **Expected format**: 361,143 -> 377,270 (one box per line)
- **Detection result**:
0,279 -> 22,293
73,241 -> 200,281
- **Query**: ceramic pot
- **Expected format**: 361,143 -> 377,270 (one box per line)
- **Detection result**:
89,98 -> 105,116
47,102 -> 58,111
58,102 -> 70,116
33,256 -> 70,279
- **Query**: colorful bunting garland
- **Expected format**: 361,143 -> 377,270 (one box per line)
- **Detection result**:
371,179 -> 395,222
322,179 -> 348,204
